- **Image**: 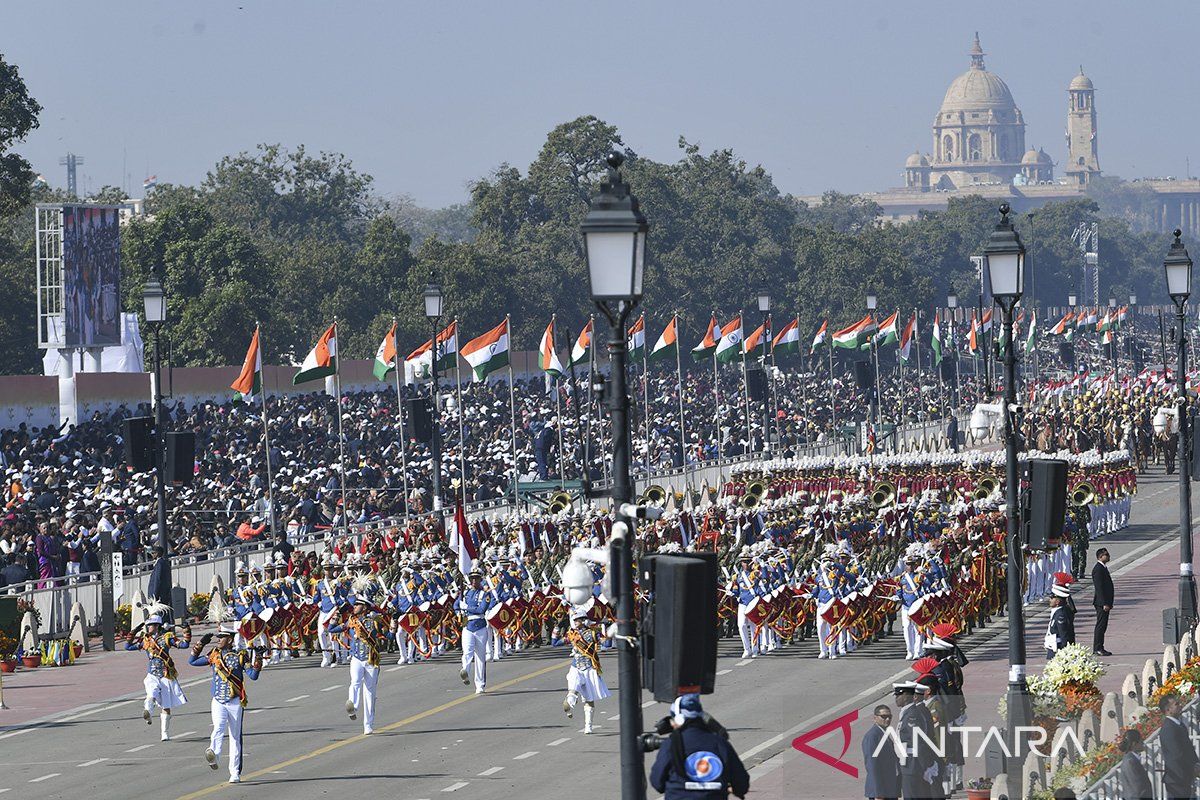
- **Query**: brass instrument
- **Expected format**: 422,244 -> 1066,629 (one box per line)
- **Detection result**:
870,482 -> 896,509
746,480 -> 766,499
974,476 -> 998,501
740,492 -> 760,510
547,491 -> 574,515
1071,481 -> 1096,508
641,484 -> 667,506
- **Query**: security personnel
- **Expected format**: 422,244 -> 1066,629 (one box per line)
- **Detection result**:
649,693 -> 750,799
189,624 -> 262,785
457,567 -> 493,694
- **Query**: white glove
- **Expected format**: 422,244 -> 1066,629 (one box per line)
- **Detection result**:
923,765 -> 938,784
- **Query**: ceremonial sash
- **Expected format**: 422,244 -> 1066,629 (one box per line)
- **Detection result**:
144,634 -> 179,681
350,617 -> 381,667
567,628 -> 602,674
209,649 -> 248,707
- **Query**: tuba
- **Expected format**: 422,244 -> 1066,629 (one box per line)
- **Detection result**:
973,476 -> 998,501
870,482 -> 896,509
745,480 -> 767,500
1071,481 -> 1096,508
741,492 -> 760,510
641,484 -> 667,506
547,491 -> 574,515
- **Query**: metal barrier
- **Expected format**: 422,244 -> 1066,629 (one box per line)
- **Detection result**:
1081,695 -> 1200,799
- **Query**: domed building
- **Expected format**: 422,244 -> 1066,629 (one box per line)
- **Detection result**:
1018,147 -> 1054,184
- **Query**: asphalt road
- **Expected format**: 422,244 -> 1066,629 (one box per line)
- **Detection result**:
0,471 -> 1186,800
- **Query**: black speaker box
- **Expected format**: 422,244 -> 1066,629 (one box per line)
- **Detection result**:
641,553 -> 718,701
746,368 -> 767,402
123,416 -> 155,472
853,360 -> 874,391
1058,341 -> 1075,368
940,358 -> 957,384
1027,458 -> 1068,550
407,397 -> 434,443
164,431 -> 195,486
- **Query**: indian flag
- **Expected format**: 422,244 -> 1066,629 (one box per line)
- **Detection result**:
293,323 -> 337,385
967,315 -> 979,353
772,317 -> 800,355
232,325 -> 263,398
875,311 -> 899,346
898,314 -> 916,362
931,311 -> 940,367
1117,305 -> 1128,324
833,315 -> 876,349
627,315 -> 646,361
1096,310 -> 1114,333
1050,311 -> 1075,335
570,319 -> 593,366
980,308 -> 993,333
743,320 -> 768,358
539,318 -> 565,377
692,315 -> 719,361
648,315 -> 678,363
810,320 -> 828,354
714,316 -> 743,364
461,318 -> 509,381
373,321 -> 398,381
1024,309 -> 1038,353
404,321 -> 458,381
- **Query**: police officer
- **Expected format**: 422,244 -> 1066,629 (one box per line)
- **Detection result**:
649,693 -> 750,800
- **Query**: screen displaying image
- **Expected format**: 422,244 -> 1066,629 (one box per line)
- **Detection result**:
62,204 -> 121,347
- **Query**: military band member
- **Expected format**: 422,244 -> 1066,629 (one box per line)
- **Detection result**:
126,601 -> 190,741
562,608 -> 610,734
189,624 -> 262,784
328,583 -> 387,735
457,567 -> 494,694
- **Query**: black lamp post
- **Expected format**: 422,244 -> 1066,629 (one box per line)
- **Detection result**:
581,151 -> 648,800
983,203 -> 1031,765
1108,296 -> 1119,380
142,277 -> 171,597
423,273 -> 444,511
866,292 -> 881,438
755,288 -> 772,451
1165,230 -> 1197,633
947,292 -> 959,408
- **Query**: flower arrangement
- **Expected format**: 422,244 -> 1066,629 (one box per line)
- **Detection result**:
1048,711 -> 1165,793
0,631 -> 17,660
115,604 -> 132,635
187,592 -> 211,620
1043,644 -> 1106,687
1150,656 -> 1200,708
967,776 -> 992,789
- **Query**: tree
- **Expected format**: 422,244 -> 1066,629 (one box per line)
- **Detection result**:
0,53 -> 41,217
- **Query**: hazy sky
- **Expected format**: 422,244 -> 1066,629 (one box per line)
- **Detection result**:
7,1 -> 1198,208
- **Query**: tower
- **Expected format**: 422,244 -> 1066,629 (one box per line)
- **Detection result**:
58,152 -> 84,197
1065,67 -> 1100,185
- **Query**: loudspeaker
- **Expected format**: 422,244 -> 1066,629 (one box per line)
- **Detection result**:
940,359 -> 957,384
746,368 -> 767,402
164,431 -> 195,486
407,397 -> 433,443
1027,458 -> 1068,550
123,416 -> 155,472
641,553 -> 718,701
1058,342 -> 1074,368
853,360 -> 874,391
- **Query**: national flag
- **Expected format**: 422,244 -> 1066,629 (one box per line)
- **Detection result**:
1050,311 -> 1075,335
980,309 -> 993,333
539,318 -> 565,377
447,498 -> 477,576
692,315 -> 719,362
627,314 -> 646,361
833,315 -> 876,349
772,317 -> 801,355
1117,305 -> 1129,324
570,319 -> 593,366
231,326 -> 263,398
967,314 -> 979,353
743,321 -> 767,358
143,175 -> 157,191
898,314 -> 916,362
404,321 -> 458,381
810,320 -> 828,354
1096,310 -> 1114,333
931,313 -> 943,365
875,311 -> 899,346
714,316 -> 744,364
648,315 -> 678,363
373,321 -> 398,381
1101,328 -> 1114,347
461,318 -> 510,381
293,324 -> 337,385
1024,309 -> 1038,353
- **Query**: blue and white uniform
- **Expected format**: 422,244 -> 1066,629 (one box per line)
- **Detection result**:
457,583 -> 495,693
190,642 -> 260,784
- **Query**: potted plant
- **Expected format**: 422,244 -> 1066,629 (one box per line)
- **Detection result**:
0,632 -> 17,673
187,592 -> 211,623
71,639 -> 83,660
966,776 -> 992,800
19,647 -> 40,669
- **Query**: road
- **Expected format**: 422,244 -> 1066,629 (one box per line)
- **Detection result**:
0,471 -> 1186,800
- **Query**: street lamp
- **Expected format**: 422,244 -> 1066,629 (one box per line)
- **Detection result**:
1164,229 -> 1197,634
423,272 -> 444,511
982,202 -> 1031,766
947,293 -> 959,407
581,150 -> 649,800
1108,297 -> 1119,379
754,289 -> 772,451
1068,293 -> 1077,309
141,277 -> 171,603
866,292 -> 877,311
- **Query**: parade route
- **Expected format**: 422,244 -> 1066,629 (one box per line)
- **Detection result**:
0,472 -> 1181,800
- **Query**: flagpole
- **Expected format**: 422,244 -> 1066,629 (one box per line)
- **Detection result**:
506,314 -> 519,509
333,318 -> 348,530
256,323 -> 277,537
674,314 -> 687,473
642,320 -> 650,478
586,315 -> 595,488
740,320 -> 751,453
828,330 -> 837,454
711,311 -> 719,456
937,310 -> 947,418
452,318 -> 469,504
391,318 -> 412,521
765,312 -> 776,452
553,314 -> 566,491
913,309 -> 923,423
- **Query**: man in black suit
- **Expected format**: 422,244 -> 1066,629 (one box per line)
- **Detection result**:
1091,548 -> 1114,656
862,704 -> 901,800
1158,693 -> 1199,799
894,683 -> 937,799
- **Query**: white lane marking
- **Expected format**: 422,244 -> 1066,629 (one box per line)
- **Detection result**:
609,714 -> 620,721
441,782 -> 469,792
717,669 -> 732,675
248,709 -> 264,714
174,730 -> 196,739
285,695 -> 309,702
641,700 -> 656,708
77,758 -> 109,767
386,665 -> 405,672
547,737 -> 571,746
477,766 -> 504,776
736,659 -> 753,666
0,730 -> 30,741
29,774 -> 60,783
125,744 -> 154,753
512,751 -> 538,760
320,685 -> 341,692
0,788 -> 11,794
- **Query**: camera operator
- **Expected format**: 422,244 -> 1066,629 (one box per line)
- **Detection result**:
649,693 -> 749,799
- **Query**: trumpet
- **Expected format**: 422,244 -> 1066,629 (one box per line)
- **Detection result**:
641,484 -> 668,506
1070,481 -> 1096,508
547,491 -> 574,515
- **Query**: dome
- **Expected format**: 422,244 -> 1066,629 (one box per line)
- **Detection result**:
1069,67 -> 1093,91
906,151 -> 930,168
1021,148 -> 1052,165
938,34 -> 1018,114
